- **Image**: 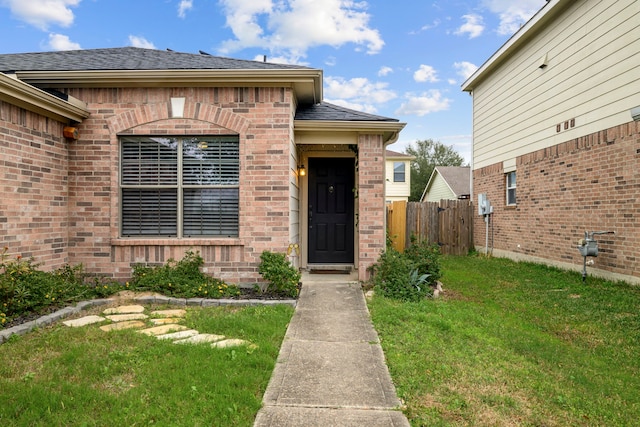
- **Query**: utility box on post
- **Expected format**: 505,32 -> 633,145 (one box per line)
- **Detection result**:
478,193 -> 493,216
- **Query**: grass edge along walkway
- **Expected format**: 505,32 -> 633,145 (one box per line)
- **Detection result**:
369,255 -> 640,427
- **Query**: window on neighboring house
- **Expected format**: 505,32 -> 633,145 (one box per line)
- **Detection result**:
120,136 -> 239,237
506,171 -> 517,205
393,162 -> 405,182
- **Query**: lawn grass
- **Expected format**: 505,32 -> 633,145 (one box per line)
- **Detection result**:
0,304 -> 294,426
369,255 -> 640,426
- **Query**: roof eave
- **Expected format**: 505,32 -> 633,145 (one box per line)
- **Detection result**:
294,120 -> 406,143
0,73 -> 90,123
462,0 -> 569,92
14,68 -> 323,105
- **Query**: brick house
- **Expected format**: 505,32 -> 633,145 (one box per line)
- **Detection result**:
0,47 -> 405,284
462,0 -> 639,284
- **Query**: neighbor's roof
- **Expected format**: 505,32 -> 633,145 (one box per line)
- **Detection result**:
0,47 -> 308,72
385,149 -> 414,159
421,166 -> 470,201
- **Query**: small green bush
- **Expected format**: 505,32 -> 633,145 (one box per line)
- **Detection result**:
1,247 -> 122,327
128,250 -> 240,298
258,251 -> 301,298
370,236 -> 441,302
404,235 -> 442,283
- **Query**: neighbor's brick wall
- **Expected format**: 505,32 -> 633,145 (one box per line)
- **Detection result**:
357,134 -> 387,282
474,120 -> 640,280
63,86 -> 294,284
0,101 -> 70,269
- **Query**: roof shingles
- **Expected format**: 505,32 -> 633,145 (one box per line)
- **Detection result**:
0,47 -> 309,72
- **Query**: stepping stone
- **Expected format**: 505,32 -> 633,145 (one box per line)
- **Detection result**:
151,309 -> 186,318
156,330 -> 200,340
63,315 -> 106,327
138,324 -> 188,336
211,339 -> 254,349
174,334 -> 226,345
100,321 -> 146,331
105,313 -> 148,322
150,318 -> 183,325
103,305 -> 145,315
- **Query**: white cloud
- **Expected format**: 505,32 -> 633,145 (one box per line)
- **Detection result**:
324,76 -> 397,108
395,90 -> 451,117
178,0 -> 193,18
218,0 -> 384,61
410,19 -> 440,35
47,33 -> 80,51
414,64 -> 439,83
378,66 -> 393,77
4,0 -> 81,30
455,14 -> 484,39
483,0 -> 546,35
453,61 -> 478,82
128,35 -> 156,49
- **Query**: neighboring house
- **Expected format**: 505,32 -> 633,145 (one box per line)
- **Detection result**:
462,0 -> 639,284
384,150 -> 414,203
0,47 -> 405,284
420,166 -> 470,202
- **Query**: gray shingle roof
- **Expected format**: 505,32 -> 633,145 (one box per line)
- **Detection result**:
0,47 -> 310,72
295,102 -> 398,122
436,166 -> 470,197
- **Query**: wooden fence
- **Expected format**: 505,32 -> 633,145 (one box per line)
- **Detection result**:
386,199 -> 474,255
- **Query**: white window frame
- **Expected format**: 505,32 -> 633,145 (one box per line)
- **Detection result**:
506,171 -> 516,206
393,161 -> 406,182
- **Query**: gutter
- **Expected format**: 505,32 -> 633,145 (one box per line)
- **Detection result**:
0,73 -> 89,123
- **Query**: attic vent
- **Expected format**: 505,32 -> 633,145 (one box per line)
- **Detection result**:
538,53 -> 549,69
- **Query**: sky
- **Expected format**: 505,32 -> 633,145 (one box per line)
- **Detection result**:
0,0 -> 549,163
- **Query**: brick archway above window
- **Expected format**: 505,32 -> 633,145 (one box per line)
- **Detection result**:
106,101 -> 250,135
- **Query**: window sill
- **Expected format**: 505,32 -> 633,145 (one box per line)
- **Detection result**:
112,238 -> 243,246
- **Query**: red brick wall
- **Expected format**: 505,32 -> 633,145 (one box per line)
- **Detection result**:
357,134 -> 387,282
474,120 -> 640,281
0,101 -> 70,269
63,86 -> 294,284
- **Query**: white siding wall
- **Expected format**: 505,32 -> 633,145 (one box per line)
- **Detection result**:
472,0 -> 640,170
424,174 -> 456,202
385,159 -> 411,201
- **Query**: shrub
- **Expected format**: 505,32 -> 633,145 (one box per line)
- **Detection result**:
404,235 -> 442,283
258,251 -> 301,298
128,250 -> 240,298
1,247 -> 122,327
370,236 -> 441,302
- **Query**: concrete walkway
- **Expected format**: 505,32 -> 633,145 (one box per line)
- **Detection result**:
254,273 -> 410,427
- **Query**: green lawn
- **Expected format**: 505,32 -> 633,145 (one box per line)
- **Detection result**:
369,255 -> 640,426
0,304 -> 293,427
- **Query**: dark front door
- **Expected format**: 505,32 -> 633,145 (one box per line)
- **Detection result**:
308,157 -> 355,264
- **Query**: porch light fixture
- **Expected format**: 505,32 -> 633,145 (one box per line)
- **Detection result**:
298,165 -> 306,176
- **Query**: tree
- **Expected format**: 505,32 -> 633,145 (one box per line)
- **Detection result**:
405,139 -> 466,201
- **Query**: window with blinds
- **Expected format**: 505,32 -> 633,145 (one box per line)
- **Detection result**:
120,136 -> 239,237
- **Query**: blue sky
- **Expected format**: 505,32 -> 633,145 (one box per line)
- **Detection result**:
0,0 -> 548,162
